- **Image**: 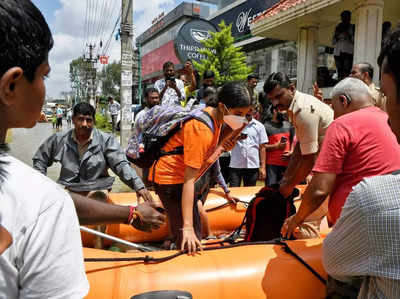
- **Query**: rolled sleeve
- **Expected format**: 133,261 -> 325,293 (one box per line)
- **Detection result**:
295,110 -> 320,155
300,141 -> 319,156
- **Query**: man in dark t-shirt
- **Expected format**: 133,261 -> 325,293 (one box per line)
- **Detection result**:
264,106 -> 294,186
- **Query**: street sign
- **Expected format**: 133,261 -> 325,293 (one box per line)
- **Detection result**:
99,55 -> 109,64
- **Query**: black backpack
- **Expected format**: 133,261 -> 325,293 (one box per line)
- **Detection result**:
244,185 -> 298,242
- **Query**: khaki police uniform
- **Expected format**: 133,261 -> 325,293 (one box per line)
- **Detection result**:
288,91 -> 333,239
288,91 -> 334,155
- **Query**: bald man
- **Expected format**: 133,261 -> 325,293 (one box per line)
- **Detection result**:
281,77 -> 400,238
322,30 -> 400,298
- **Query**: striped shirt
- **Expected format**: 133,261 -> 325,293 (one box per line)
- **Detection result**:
323,173 -> 400,298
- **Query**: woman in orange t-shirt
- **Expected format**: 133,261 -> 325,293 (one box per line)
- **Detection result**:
150,81 -> 251,253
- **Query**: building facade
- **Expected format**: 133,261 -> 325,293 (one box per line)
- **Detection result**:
136,2 -> 211,87
208,0 -> 336,93
251,0 -> 399,94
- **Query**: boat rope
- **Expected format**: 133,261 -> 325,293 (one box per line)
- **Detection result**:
85,239 -> 326,285
205,199 -> 248,213
84,240 -> 278,263
277,240 -> 327,285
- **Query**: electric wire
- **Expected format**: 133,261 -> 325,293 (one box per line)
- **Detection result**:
102,13 -> 121,57
92,0 -> 102,47
81,0 -> 121,62
82,0 -> 89,55
87,0 -> 93,47
95,1 -> 121,58
96,0 -> 109,46
101,3 -> 121,55
96,0 -> 115,56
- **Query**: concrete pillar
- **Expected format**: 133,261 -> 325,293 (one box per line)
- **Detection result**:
297,26 -> 318,94
270,48 -> 279,73
354,0 -> 384,85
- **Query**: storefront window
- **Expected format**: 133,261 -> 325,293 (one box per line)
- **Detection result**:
278,44 -> 297,79
317,46 -> 337,87
246,49 -> 272,81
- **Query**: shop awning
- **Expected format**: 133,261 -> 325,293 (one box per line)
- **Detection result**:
251,0 -> 400,47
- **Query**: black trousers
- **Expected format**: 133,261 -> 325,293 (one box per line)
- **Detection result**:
155,184 -> 202,248
334,52 -> 353,81
194,170 -> 211,204
219,156 -> 231,184
229,168 -> 259,187
265,164 -> 287,187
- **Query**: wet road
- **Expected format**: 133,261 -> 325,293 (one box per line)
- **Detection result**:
8,121 -> 64,180
8,120 -> 130,192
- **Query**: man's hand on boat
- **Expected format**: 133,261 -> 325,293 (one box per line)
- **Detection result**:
181,226 -> 202,255
136,188 -> 155,203
134,202 -> 166,232
281,214 -> 303,239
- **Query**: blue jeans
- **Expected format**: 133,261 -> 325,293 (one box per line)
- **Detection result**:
265,164 -> 287,187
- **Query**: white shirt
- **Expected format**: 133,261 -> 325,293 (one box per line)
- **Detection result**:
108,101 -> 120,115
154,78 -> 186,107
0,155 -> 89,299
332,23 -> 355,56
229,118 -> 268,169
288,91 -> 333,155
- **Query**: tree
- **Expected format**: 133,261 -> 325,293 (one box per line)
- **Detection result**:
97,61 -> 121,101
69,57 -> 91,102
193,21 -> 252,86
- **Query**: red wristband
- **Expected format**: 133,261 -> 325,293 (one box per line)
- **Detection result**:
126,206 -> 136,224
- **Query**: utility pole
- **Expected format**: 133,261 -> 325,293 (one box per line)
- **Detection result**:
84,43 -> 97,107
136,42 -> 142,106
120,0 -> 133,148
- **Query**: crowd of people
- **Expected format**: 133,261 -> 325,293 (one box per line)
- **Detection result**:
1,1 -> 400,298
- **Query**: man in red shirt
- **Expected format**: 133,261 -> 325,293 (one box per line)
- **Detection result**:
281,77 -> 400,238
264,105 -> 295,186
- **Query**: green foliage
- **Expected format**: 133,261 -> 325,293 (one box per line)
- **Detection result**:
95,113 -> 112,132
97,61 -> 121,102
97,95 -> 109,105
69,57 -> 91,102
193,21 -> 253,86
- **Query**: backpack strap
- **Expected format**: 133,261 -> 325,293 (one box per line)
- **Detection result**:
158,110 -> 215,158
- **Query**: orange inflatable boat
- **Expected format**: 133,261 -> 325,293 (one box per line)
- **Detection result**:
81,185 -> 308,247
84,237 -> 327,299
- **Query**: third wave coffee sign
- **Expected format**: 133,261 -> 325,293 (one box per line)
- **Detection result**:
174,19 -> 217,63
